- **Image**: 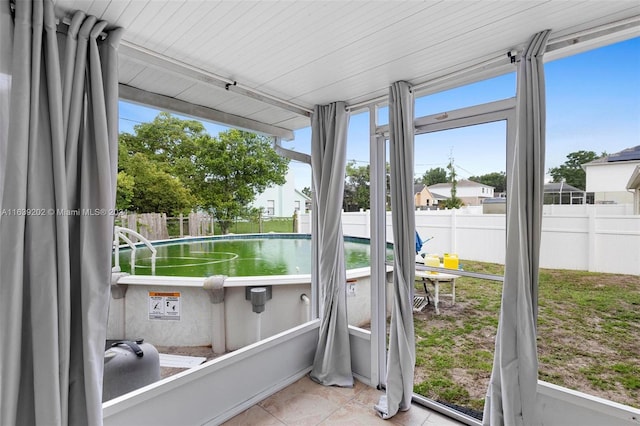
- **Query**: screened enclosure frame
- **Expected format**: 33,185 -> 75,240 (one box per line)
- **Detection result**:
368,96 -> 517,416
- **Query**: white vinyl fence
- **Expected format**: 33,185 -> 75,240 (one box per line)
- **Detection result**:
298,205 -> 640,276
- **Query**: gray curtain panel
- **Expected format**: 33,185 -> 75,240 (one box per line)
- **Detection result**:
309,102 -> 354,387
0,1 -> 122,425
0,0 -> 11,203
483,29 -> 550,426
375,81 -> 416,419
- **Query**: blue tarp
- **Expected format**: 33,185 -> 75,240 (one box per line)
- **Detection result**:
415,231 -> 423,254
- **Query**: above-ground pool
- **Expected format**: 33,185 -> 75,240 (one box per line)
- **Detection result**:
114,234 -> 389,277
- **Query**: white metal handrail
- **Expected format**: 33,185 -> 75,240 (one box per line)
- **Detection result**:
113,226 -> 157,275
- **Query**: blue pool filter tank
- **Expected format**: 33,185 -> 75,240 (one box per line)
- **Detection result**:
103,339 -> 160,401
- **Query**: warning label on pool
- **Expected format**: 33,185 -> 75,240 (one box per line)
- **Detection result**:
148,291 -> 181,320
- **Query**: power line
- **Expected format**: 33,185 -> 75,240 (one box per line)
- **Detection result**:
120,116 -> 146,125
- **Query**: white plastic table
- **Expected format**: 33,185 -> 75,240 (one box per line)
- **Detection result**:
415,269 -> 459,314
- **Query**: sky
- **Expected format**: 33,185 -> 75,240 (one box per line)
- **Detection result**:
119,37 -> 640,191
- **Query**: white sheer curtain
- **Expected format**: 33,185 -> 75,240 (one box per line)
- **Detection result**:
0,1 -> 122,424
375,81 -> 416,419
309,102 -> 354,387
483,29 -> 551,426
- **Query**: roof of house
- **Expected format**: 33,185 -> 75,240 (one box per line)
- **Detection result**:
627,165 -> 640,190
294,189 -> 311,201
429,192 -> 450,200
544,182 -> 584,193
414,184 -> 427,194
583,145 -> 640,166
428,179 -> 494,189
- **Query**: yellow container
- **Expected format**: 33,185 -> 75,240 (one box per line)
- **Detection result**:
443,253 -> 459,270
424,254 -> 440,274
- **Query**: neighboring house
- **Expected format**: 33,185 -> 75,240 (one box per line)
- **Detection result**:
583,146 -> 640,205
414,184 -> 438,209
626,165 -> 640,214
251,171 -> 311,217
427,179 -> 494,206
543,182 -> 586,205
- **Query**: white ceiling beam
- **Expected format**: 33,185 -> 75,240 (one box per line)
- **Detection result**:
119,84 -> 295,140
119,41 -> 313,118
545,15 -> 640,62
273,138 -> 311,165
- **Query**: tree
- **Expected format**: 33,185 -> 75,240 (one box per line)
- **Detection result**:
118,136 -> 197,214
343,162 -> 370,211
115,171 -> 135,211
549,150 -> 603,190
420,167 -> 448,186
117,115 -> 203,214
194,129 -> 289,234
120,111 -> 205,169
440,158 -> 462,209
123,152 -> 195,214
469,171 -> 506,194
117,114 -> 289,227
301,187 -> 311,198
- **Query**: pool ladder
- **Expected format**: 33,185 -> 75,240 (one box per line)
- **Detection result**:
113,226 -> 157,275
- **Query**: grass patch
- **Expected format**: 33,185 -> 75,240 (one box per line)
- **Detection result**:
217,217 -> 295,234
413,260 -> 640,413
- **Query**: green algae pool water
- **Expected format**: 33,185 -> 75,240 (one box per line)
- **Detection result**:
114,235 -> 389,277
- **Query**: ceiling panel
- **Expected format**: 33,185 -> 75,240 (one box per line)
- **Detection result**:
127,68 -> 195,99
51,0 -> 640,134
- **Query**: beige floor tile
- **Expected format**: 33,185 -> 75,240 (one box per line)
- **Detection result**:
319,399 -> 389,425
226,375 -> 465,426
424,410 -> 466,425
259,377 -> 342,425
352,384 -> 385,406
221,405 -> 284,426
388,404 -> 432,426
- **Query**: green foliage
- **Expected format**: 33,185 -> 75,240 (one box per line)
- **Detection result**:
124,152 -> 195,214
469,171 -> 506,194
117,114 -> 203,214
115,171 -> 135,211
440,158 -> 463,208
120,112 -> 206,168
117,114 -> 289,225
194,129 -> 289,234
301,186 -> 312,198
548,150 -> 604,190
343,161 -> 370,211
420,167 -> 448,186
439,197 -> 463,209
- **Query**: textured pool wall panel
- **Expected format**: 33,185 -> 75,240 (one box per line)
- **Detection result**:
107,268 -> 385,351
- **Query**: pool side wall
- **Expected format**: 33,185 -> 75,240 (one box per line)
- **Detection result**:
108,268 -> 392,351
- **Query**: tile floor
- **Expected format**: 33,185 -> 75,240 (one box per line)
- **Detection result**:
222,375 -> 464,426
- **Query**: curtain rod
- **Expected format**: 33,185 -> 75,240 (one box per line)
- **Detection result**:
120,40 -> 313,118
58,16 -> 108,40
8,2 -> 109,41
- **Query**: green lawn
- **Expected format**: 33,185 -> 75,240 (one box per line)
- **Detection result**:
412,261 -> 640,414
162,217 -> 295,237
218,217 -> 295,234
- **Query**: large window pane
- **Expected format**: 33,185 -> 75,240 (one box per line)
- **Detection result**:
538,37 -> 640,409
413,121 -> 507,417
